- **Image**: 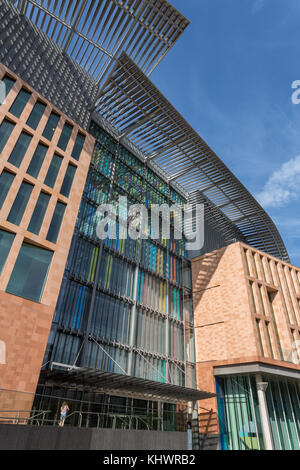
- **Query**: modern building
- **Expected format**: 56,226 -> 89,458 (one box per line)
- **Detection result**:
192,242 -> 300,450
0,0 -> 298,450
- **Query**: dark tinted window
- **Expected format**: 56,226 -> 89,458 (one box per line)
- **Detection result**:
46,201 -> 66,244
0,229 -> 15,275
9,89 -> 31,117
72,133 -> 85,160
60,164 -> 76,197
44,154 -> 63,188
28,192 -> 51,235
0,119 -> 15,153
42,112 -> 60,141
27,143 -> 48,178
6,243 -> 53,302
26,101 -> 46,130
8,132 -> 32,168
1,76 -> 15,100
57,123 -> 73,151
7,181 -> 33,226
0,170 -> 15,208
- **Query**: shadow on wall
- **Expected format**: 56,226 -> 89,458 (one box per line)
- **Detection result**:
192,247 -> 226,308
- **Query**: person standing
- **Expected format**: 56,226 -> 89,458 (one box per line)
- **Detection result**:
59,402 -> 69,427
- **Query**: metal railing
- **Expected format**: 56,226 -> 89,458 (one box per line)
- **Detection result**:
0,410 -> 51,426
0,409 -> 156,430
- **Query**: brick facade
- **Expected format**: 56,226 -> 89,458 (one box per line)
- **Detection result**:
0,63 -> 95,412
192,242 -> 300,432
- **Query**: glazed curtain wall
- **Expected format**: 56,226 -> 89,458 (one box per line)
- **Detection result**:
265,376 -> 300,450
216,375 -> 264,451
217,375 -> 300,451
45,121 -> 196,387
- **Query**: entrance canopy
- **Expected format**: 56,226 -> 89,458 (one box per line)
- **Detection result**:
42,365 -> 216,403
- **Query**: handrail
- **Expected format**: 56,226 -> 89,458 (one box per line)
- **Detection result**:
0,410 -> 51,425
0,409 -> 181,432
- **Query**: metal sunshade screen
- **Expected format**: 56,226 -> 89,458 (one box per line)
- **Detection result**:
42,368 -> 216,402
12,0 -> 189,84
96,53 -> 289,262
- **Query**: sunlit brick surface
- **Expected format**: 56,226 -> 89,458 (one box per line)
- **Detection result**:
192,242 -> 300,432
0,63 -> 94,411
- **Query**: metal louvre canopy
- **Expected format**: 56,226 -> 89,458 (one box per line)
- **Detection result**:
42,367 -> 215,402
12,0 -> 189,84
95,52 -> 290,262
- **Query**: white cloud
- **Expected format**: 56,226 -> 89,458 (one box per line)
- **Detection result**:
252,0 -> 265,14
257,155 -> 300,207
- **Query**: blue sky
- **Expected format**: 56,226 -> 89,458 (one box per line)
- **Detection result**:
151,0 -> 300,266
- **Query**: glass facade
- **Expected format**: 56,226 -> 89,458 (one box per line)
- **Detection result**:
217,374 -> 300,451
265,376 -> 300,450
216,375 -> 264,450
43,120 -> 196,391
6,243 -> 53,303
33,385 -> 183,432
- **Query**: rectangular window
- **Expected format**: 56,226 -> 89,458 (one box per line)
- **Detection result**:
57,122 -> 73,151
72,133 -> 85,160
27,191 -> 51,235
46,201 -> 66,244
44,154 -> 63,188
8,131 -> 32,167
6,243 -> 53,303
26,143 -> 48,178
26,101 -> 46,130
0,229 -> 15,275
0,119 -> 15,153
42,112 -> 60,141
0,170 -> 15,208
60,164 -> 76,197
9,89 -> 31,117
7,181 -> 33,226
1,76 -> 15,98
